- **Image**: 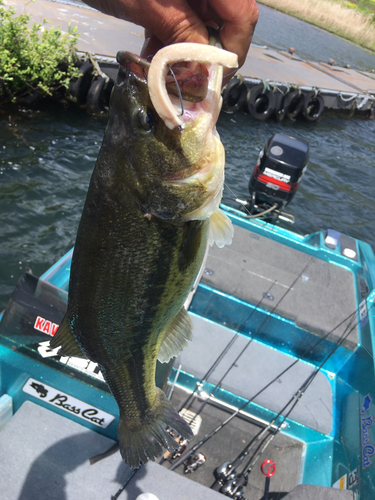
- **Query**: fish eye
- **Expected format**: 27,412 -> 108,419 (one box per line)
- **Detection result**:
138,109 -> 154,132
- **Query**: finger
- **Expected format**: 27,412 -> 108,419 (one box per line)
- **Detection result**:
140,0 -> 209,47
140,31 -> 164,59
209,0 -> 259,67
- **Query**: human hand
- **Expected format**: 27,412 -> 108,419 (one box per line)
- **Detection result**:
83,0 -> 259,84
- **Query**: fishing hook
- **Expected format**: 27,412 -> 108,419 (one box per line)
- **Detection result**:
167,65 -> 184,117
116,51 -> 185,118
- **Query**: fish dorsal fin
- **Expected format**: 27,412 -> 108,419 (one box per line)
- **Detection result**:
49,315 -> 87,359
208,208 -> 234,248
157,307 -> 193,363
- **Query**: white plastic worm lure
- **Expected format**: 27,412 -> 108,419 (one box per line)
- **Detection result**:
148,44 -> 238,130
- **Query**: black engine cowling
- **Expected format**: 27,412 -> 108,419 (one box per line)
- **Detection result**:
249,133 -> 309,212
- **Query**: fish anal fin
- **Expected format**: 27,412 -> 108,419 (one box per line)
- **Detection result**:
208,208 -> 234,248
49,315 -> 86,359
157,307 -> 193,363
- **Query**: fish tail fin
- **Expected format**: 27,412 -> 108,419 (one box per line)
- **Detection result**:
118,388 -> 193,469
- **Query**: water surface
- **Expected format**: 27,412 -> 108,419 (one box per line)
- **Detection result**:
255,4 -> 375,71
1,6 -> 375,310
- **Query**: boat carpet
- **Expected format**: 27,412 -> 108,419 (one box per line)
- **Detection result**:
202,223 -> 358,350
166,385 -> 304,499
283,484 -> 354,499
180,314 -> 333,436
0,400 -> 224,500
0,398 -> 352,500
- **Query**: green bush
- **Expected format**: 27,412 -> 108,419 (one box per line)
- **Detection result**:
0,0 -> 80,103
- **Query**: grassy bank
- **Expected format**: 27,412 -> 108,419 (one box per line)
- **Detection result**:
258,0 -> 375,53
0,0 -> 80,105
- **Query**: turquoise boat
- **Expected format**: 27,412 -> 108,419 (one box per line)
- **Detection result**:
0,200 -> 374,499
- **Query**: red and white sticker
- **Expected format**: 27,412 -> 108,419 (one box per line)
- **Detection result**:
34,316 -> 59,337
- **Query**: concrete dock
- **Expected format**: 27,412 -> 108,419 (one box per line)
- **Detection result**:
6,0 -> 375,120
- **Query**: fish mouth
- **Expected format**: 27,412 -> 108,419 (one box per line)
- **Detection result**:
116,52 -> 210,102
117,44 -> 238,131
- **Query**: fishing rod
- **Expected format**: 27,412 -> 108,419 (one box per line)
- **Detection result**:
158,281 -> 278,466
216,371 -> 331,499
169,303 -> 361,472
211,372 -> 315,492
178,279 -> 278,414
210,311 -> 361,498
212,373 -> 315,498
221,308 -> 358,475
163,259 -> 313,467
110,468 -> 138,500
212,370 -> 324,497
180,257 -> 313,420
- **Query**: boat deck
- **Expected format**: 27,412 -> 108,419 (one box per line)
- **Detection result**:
165,386 -> 304,499
201,223 -> 358,350
0,212 -> 370,498
0,400 -> 225,500
0,398 -> 353,500
179,315 -> 333,435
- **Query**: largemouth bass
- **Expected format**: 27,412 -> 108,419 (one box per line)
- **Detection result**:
50,40 -> 237,468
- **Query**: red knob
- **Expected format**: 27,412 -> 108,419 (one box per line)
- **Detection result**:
261,460 -> 276,477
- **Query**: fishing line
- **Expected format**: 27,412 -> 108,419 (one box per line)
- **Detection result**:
223,182 -> 278,220
123,51 -> 185,119
169,302 -> 364,472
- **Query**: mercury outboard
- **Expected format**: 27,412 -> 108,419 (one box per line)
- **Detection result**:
241,133 -> 309,223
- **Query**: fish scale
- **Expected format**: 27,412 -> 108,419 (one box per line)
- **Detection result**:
50,41 -> 236,468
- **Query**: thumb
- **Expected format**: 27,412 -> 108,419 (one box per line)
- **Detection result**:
141,1 -> 209,47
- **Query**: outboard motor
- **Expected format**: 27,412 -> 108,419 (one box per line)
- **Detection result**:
247,133 -> 309,222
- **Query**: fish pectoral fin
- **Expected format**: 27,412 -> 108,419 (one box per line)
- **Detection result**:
208,208 -> 234,248
178,220 -> 204,273
157,307 -> 193,363
49,315 -> 87,359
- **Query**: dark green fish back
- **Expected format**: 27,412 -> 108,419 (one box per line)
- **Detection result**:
51,62 -> 210,467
